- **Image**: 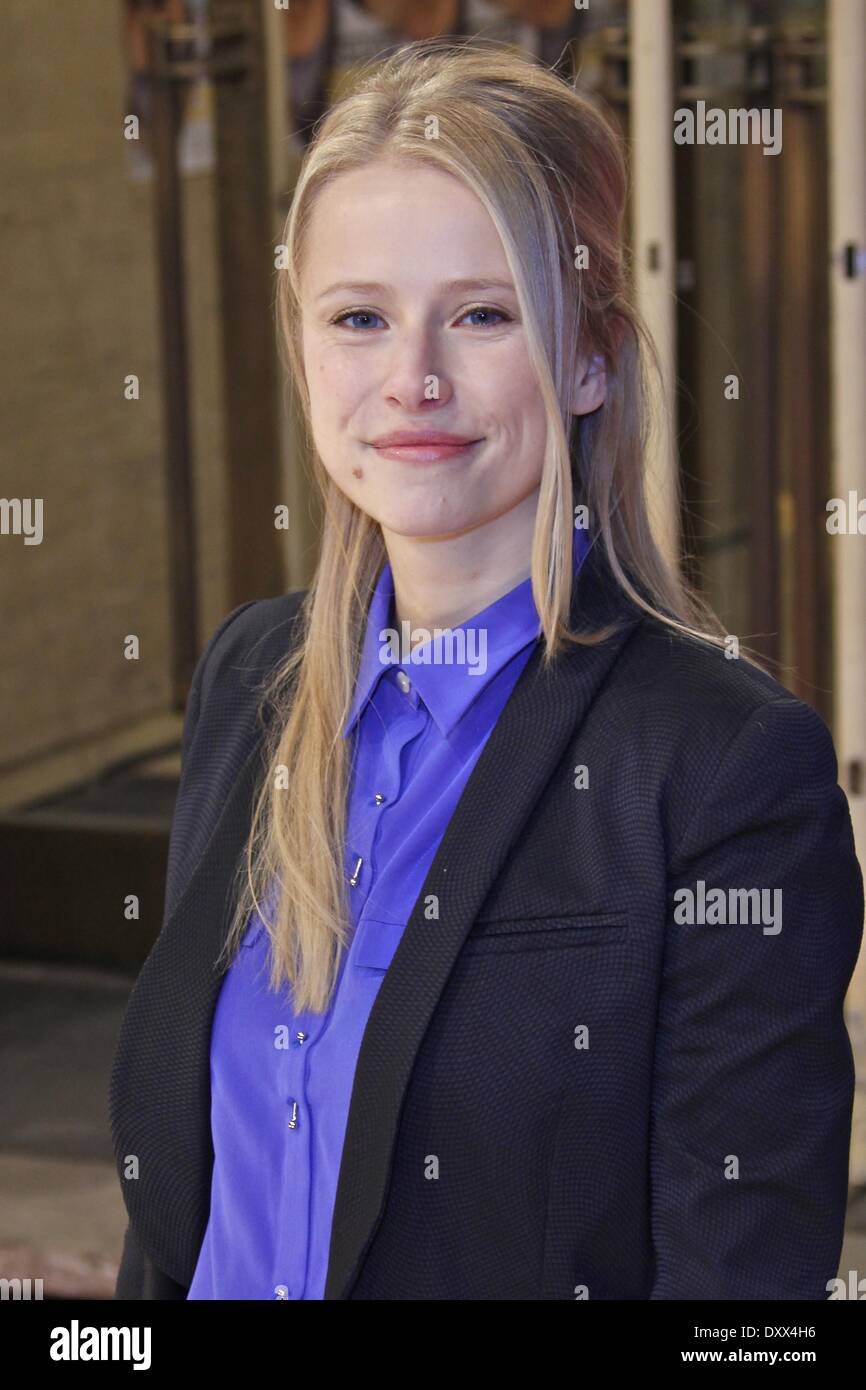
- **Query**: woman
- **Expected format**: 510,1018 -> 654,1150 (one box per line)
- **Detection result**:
110,39 -> 863,1300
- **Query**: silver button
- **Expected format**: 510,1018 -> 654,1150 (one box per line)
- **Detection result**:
274,1285 -> 289,1300
373,792 -> 385,805
396,670 -> 411,694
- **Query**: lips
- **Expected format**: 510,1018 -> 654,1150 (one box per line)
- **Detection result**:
371,431 -> 480,447
369,431 -> 484,463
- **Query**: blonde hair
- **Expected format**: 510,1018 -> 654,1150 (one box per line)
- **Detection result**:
218,37 -> 757,1014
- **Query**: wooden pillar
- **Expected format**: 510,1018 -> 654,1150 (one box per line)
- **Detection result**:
261,0 -> 323,593
828,0 -> 866,1185
145,10 -> 201,705
209,0 -> 284,606
775,19 -> 829,715
630,0 -> 680,571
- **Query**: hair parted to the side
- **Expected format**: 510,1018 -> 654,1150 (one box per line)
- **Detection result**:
217,36 -> 765,1015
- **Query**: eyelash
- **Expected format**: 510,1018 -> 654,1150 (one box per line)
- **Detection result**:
329,304 -> 512,331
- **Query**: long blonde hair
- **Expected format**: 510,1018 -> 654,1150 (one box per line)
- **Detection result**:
218,37 -> 751,1014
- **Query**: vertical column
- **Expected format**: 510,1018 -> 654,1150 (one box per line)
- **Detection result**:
209,0 -> 284,605
145,10 -> 200,704
828,0 -> 866,1183
630,0 -> 680,571
775,15 -> 828,713
261,0 -> 324,593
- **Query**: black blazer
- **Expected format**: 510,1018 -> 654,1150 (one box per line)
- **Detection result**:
109,542 -> 863,1299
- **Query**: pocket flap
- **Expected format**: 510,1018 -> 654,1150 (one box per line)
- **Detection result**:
469,913 -> 629,939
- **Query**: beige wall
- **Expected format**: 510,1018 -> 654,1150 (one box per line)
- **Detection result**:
0,1 -> 232,791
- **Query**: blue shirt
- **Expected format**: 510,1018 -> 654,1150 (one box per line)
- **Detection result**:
187,525 -> 590,1299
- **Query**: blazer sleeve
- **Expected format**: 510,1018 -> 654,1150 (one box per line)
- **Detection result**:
650,695 -> 864,1299
112,599 -> 258,1301
115,1220 -> 188,1300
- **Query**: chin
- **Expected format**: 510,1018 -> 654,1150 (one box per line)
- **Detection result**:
378,526 -> 460,543
379,512 -> 480,541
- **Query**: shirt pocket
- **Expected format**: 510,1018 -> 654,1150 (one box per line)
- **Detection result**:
461,913 -> 631,956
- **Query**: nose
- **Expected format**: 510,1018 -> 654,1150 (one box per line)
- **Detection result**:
379,324 -> 454,410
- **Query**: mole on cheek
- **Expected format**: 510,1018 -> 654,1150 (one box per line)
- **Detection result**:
351,466 -> 363,480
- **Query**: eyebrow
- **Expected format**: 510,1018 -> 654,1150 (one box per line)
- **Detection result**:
314,277 -> 518,303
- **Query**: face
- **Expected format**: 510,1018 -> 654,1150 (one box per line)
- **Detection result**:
299,158 -> 603,546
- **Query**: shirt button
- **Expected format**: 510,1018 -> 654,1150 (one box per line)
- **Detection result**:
274,1285 -> 289,1300
373,792 -> 385,805
396,670 -> 411,694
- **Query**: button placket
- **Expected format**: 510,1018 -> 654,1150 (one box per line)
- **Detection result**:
346,703 -> 410,898
348,679 -> 428,930
275,995 -> 317,1299
274,932 -> 354,1299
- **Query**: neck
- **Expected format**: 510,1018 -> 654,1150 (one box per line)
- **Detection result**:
382,488 -> 539,642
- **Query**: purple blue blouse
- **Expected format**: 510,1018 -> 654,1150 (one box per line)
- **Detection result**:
187,525 -> 590,1298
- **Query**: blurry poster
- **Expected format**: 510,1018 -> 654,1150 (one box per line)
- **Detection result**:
122,0 -> 215,180
279,0 -> 622,158
119,0 -> 624,181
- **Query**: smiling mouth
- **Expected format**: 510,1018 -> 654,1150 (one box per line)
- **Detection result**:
369,439 -> 484,463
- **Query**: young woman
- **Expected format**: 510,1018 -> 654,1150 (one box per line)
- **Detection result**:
110,39 -> 863,1301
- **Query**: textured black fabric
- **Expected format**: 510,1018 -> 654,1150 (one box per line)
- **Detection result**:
109,544 -> 863,1300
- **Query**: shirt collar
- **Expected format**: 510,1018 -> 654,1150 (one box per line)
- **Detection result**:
343,525 -> 591,741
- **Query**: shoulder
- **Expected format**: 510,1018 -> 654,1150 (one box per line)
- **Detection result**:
575,544 -> 823,763
176,591 -> 307,771
599,614 -> 846,855
612,610 -> 833,755
194,589 -> 307,709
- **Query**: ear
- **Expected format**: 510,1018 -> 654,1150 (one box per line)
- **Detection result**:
568,351 -> 607,417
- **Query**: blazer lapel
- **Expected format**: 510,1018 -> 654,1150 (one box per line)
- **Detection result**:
324,544 -> 646,1297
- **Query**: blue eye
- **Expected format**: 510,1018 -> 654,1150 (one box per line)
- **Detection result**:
460,306 -> 509,327
331,304 -> 512,331
333,310 -> 385,330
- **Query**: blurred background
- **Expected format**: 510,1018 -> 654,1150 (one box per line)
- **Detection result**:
0,0 -> 864,1299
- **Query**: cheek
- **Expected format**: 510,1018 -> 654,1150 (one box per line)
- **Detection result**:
310,350 -> 366,424
511,360 -> 545,410
482,346 -> 541,411
489,359 -> 547,445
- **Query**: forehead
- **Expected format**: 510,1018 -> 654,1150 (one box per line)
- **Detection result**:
300,160 -> 511,292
